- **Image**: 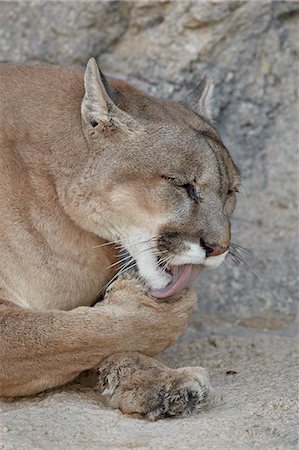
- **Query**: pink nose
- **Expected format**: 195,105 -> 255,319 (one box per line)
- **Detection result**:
201,241 -> 229,257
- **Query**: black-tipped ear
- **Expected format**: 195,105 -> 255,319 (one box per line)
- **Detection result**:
183,75 -> 214,120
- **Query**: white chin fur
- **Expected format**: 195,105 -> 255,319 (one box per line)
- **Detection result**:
138,264 -> 171,289
204,249 -> 229,269
124,231 -> 171,290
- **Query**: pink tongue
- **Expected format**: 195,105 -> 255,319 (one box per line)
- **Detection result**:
149,264 -> 204,299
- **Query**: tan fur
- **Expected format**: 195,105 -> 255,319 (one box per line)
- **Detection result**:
98,350 -> 210,419
0,59 -> 239,417
0,274 -> 195,397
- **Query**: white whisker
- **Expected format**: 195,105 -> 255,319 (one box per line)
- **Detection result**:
105,254 -> 133,270
99,259 -> 138,295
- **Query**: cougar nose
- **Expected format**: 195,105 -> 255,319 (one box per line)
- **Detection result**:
200,240 -> 229,257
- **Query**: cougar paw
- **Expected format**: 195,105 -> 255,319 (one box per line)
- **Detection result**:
98,361 -> 210,420
145,367 -> 210,420
104,270 -> 146,299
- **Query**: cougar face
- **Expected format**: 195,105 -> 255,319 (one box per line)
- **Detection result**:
74,58 -> 240,296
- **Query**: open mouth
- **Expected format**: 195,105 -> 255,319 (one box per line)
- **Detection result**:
119,244 -> 228,299
149,264 -> 204,299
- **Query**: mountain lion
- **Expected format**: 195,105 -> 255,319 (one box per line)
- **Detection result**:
0,58 -> 240,419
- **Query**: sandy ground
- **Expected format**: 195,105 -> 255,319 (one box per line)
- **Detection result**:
1,315 -> 297,450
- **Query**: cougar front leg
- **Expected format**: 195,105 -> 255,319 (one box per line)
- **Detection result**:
0,273 -> 194,397
98,352 -> 210,420
97,274 -> 209,419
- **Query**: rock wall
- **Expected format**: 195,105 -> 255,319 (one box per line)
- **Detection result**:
0,1 -> 298,323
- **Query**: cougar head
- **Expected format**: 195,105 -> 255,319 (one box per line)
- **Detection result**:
77,58 -> 240,297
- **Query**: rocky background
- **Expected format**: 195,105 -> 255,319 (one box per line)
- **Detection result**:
0,1 -> 298,449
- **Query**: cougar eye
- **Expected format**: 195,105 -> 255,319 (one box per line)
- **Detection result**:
162,176 -> 200,204
181,183 -> 199,204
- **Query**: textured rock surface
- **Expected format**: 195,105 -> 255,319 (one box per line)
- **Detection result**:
0,1 -> 298,449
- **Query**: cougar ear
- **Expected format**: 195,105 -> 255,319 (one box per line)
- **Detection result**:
81,58 -> 141,135
81,58 -> 109,125
81,58 -> 121,128
184,75 -> 214,120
